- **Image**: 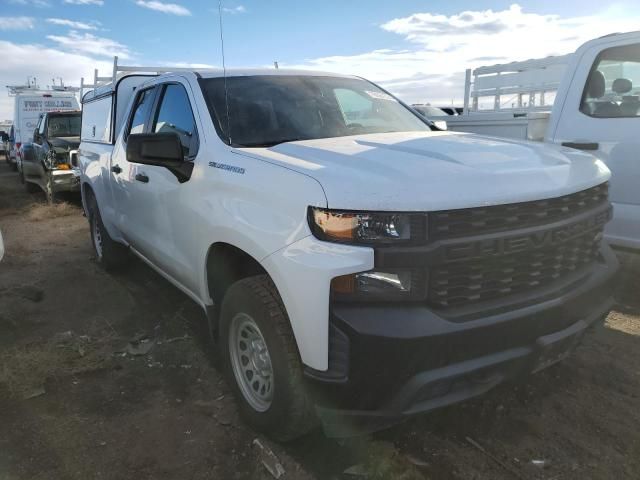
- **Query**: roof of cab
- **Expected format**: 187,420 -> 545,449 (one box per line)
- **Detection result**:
195,68 -> 358,79
82,67 -> 360,103
577,30 -> 640,51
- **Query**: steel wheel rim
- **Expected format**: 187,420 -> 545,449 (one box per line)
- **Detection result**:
229,313 -> 274,412
92,215 -> 103,259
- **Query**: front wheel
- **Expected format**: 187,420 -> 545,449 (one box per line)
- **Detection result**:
220,275 -> 316,441
88,197 -> 129,272
45,171 -> 57,204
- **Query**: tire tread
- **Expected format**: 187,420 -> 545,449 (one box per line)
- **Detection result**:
88,196 -> 129,272
228,275 -> 316,441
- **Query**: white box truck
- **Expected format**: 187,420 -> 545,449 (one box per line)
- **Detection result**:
446,31 -> 640,252
6,83 -> 79,170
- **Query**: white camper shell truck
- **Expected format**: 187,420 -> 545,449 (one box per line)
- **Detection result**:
6,83 -> 79,170
447,31 -> 640,253
78,58 -> 617,439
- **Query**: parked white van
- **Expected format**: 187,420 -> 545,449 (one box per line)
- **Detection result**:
6,84 -> 79,170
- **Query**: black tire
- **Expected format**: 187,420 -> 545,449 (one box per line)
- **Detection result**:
220,275 -> 316,441
88,196 -> 129,272
9,160 -> 17,171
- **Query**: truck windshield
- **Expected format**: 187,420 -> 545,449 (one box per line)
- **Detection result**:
413,105 -> 448,117
47,115 -> 81,137
200,75 -> 430,147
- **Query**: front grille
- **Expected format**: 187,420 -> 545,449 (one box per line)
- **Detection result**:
428,233 -> 601,309
424,183 -> 610,311
430,183 -> 608,239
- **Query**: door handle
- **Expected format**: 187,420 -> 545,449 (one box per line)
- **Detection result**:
135,173 -> 149,183
111,164 -> 122,174
561,142 -> 599,151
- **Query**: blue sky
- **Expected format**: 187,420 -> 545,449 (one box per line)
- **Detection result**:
1,0 -> 640,119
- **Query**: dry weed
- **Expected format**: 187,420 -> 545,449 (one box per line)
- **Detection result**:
26,202 -> 79,222
0,332 -> 110,397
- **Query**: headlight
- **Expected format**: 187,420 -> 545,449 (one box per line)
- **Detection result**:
331,269 -> 425,301
309,207 -> 417,244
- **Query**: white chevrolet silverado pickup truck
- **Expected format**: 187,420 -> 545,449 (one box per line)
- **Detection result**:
79,62 -> 618,439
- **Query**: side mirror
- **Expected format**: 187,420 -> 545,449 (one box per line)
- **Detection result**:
433,120 -> 448,131
33,128 -> 40,143
126,133 -> 183,168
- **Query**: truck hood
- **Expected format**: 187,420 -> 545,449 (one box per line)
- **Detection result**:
239,131 -> 611,211
50,136 -> 80,151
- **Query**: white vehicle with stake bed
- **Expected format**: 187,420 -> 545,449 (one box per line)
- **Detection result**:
79,59 -> 617,439
447,31 -> 640,253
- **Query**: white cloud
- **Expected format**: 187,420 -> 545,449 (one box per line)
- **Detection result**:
285,4 -> 640,105
381,6 -> 517,39
62,0 -> 104,5
46,31 -> 132,59
46,18 -> 98,30
0,16 -> 36,30
0,40 -> 112,121
136,0 -> 191,16
222,5 -> 246,14
8,0 -> 51,7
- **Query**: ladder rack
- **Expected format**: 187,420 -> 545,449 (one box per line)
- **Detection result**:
6,84 -> 79,96
80,56 -> 218,97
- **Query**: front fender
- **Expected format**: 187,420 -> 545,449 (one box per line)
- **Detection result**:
262,236 -> 374,371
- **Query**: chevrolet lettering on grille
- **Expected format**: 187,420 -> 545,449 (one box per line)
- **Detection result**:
443,207 -> 611,261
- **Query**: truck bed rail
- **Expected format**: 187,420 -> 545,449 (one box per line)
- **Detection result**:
463,54 -> 572,114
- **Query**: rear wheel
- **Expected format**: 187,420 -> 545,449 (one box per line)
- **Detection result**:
220,275 -> 316,441
88,196 -> 129,271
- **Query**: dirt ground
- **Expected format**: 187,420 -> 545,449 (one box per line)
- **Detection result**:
0,159 -> 639,480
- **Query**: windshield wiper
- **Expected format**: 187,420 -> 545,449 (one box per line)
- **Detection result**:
239,137 -> 309,148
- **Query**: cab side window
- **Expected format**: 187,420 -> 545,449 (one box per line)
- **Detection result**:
152,84 -> 199,157
580,43 -> 640,118
128,88 -> 155,135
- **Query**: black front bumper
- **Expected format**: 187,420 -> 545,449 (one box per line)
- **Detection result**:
305,245 -> 618,437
